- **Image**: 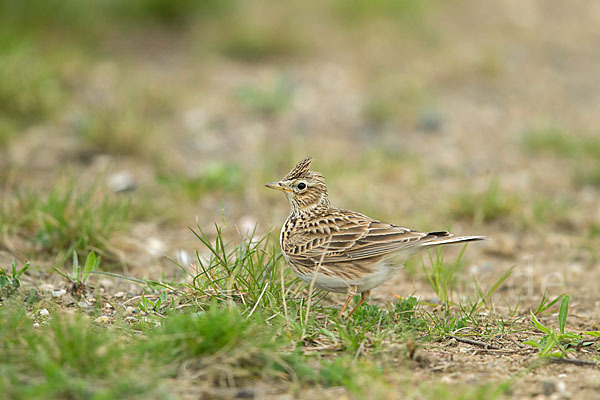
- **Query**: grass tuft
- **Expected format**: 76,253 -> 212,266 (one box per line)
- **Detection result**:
522,127 -> 600,159
573,164 -> 600,188
73,89 -> 171,160
319,356 -> 385,396
525,295 -> 600,358
219,22 -> 304,62
53,251 -> 100,297
522,128 -> 600,190
449,179 -> 520,224
0,180 -> 130,263
143,304 -> 282,385
0,260 -> 29,298
236,76 -> 295,116
157,162 -> 243,202
0,301 -> 160,399
0,43 -> 64,126
116,0 -> 235,27
334,0 -> 429,24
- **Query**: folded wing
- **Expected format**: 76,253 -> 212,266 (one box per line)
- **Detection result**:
284,209 -> 447,266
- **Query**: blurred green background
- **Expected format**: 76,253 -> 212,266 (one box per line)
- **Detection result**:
1,0 -> 599,274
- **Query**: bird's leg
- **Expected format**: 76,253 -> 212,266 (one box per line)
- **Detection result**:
348,291 -> 370,318
340,285 -> 357,317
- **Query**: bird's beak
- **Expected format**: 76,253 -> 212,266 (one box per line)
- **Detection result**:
264,181 -> 292,192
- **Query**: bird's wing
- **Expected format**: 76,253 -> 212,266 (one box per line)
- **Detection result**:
284,209 -> 443,266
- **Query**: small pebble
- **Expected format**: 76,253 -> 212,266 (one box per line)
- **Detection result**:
108,171 -> 135,193
238,215 -> 258,237
567,263 -> 583,278
39,284 -> 54,292
52,289 -> 66,297
235,389 -> 255,399
99,278 -> 113,288
146,237 -> 166,257
114,291 -> 125,298
39,309 -> 49,316
124,306 -> 135,316
542,381 -> 556,396
95,315 -> 111,324
105,303 -> 114,310
33,323 -> 40,328
417,109 -> 443,132
556,381 -> 567,394
176,249 -> 190,265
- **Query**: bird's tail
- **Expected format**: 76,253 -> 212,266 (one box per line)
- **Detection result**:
418,231 -> 486,248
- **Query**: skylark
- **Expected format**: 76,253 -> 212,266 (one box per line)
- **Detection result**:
265,158 -> 484,317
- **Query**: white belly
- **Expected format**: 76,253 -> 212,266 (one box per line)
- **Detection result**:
292,258 -> 400,294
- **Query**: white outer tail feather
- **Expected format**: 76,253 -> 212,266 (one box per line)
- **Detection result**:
420,235 -> 486,248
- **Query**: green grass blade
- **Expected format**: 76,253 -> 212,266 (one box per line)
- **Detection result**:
540,335 -> 558,357
485,266 -> 514,300
72,250 -> 79,281
523,339 -> 542,351
558,294 -> 570,334
534,292 -> 564,314
530,310 -> 551,335
82,251 -> 98,283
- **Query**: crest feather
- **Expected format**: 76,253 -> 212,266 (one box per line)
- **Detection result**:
284,157 -> 312,180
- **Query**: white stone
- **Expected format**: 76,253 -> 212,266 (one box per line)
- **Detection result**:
238,215 -> 258,237
176,249 -> 190,265
108,171 -> 135,193
146,237 -> 166,257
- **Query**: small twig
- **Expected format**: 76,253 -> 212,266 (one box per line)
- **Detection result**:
448,335 -> 501,350
265,313 -> 280,322
547,357 -> 598,367
355,339 -> 367,360
247,281 -> 268,319
473,348 -> 533,355
429,364 -> 450,372
304,239 -> 330,327
505,335 -> 526,348
89,271 -> 146,284
576,336 -> 600,351
304,260 -> 322,327
280,264 -> 288,322
303,344 -> 339,353
122,295 -> 145,306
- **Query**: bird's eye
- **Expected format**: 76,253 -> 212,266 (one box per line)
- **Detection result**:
297,182 -> 307,190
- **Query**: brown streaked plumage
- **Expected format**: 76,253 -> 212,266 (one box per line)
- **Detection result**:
265,157 -> 485,317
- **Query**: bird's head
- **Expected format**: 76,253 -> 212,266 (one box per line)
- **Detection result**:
265,157 -> 331,216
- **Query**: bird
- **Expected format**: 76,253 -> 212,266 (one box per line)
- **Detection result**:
265,157 -> 485,317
